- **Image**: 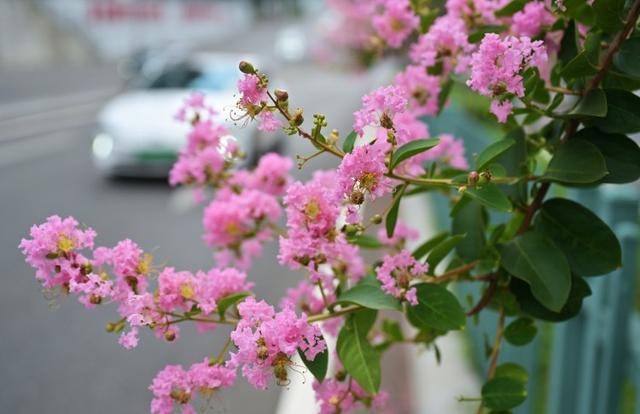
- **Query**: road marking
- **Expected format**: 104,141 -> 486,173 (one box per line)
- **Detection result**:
0,105 -> 99,143
0,131 -> 77,168
0,88 -> 117,121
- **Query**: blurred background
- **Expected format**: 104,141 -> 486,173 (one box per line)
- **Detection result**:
1,1 -> 639,414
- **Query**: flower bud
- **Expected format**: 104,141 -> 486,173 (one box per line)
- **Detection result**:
343,224 -> 359,237
350,190 -> 365,205
89,294 -> 102,305
170,389 -> 191,404
479,171 -> 492,184
380,112 -> 394,130
164,330 -> 176,342
274,89 -> 289,102
106,322 -> 115,332
370,214 -> 383,224
458,185 -> 467,193
239,60 -> 256,74
291,109 -> 304,126
467,171 -> 479,185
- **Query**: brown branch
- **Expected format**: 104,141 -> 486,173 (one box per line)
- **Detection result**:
466,275 -> 498,317
475,307 -> 506,414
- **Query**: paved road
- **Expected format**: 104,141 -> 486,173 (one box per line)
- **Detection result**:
0,32 -> 390,414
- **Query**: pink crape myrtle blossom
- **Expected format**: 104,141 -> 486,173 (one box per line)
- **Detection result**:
353,85 -> 408,136
422,134 -> 470,170
258,110 -> 283,132
394,65 -> 441,116
337,141 -> 394,203
157,267 -> 196,313
19,215 -> 96,290
467,33 -> 548,122
512,1 -> 556,38
202,187 -> 281,269
149,359 -> 236,414
378,221 -> 419,247
324,0 -> 379,50
281,279 -> 327,315
376,250 -> 429,305
229,297 -> 326,389
194,267 -> 254,315
446,0 -> 511,27
237,73 -> 267,107
409,15 -> 473,74
372,0 -> 419,48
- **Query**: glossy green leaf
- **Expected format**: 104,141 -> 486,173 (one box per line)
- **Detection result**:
560,51 -> 599,79
336,276 -> 402,311
504,317 -> 538,346
500,230 -> 571,312
593,0 -> 625,33
544,139 -> 608,183
406,283 -> 466,331
381,319 -> 404,342
386,185 -> 406,238
390,138 -> 440,170
437,78 -> 453,114
574,127 -> 640,183
495,363 -> 529,384
427,234 -> 467,270
568,88 -> 607,117
337,312 -> 381,394
589,89 -> 640,134
342,130 -> 357,153
452,200 -> 487,262
535,198 -> 622,276
614,37 -> 640,78
510,275 -> 591,322
482,377 -> 527,410
412,231 -> 449,260
217,291 -> 252,317
348,234 -> 383,249
494,0 -> 527,16
298,338 -> 328,382
465,183 -> 513,212
476,138 -> 516,171
468,25 -> 508,43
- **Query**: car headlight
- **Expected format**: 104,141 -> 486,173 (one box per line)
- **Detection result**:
92,133 -> 114,159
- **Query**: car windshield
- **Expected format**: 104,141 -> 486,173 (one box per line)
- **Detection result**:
142,62 -> 238,91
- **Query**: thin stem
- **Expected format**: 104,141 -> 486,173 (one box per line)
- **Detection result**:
307,305 -> 361,323
466,276 -> 498,317
165,312 -> 239,326
214,337 -> 233,364
475,306 -> 506,414
317,281 -> 330,310
545,85 -> 582,96
420,260 -> 481,283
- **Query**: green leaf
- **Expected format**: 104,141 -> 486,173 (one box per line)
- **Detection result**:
589,89 -> 640,134
381,319 -> 404,342
298,339 -> 328,382
348,234 -> 383,249
342,130 -> 357,153
427,234 -> 467,270
574,127 -> 640,183
561,51 -> 599,79
217,291 -> 252,317
336,275 -> 402,311
593,0 -> 625,33
465,183 -> 513,212
614,37 -> 640,78
482,377 -> 528,410
495,363 -> 529,384
406,283 -> 466,331
504,317 -> 538,346
468,25 -> 508,43
544,139 -> 608,183
386,185 -> 406,238
494,0 -> 527,16
568,88 -> 607,117
437,78 -> 453,114
337,312 -> 381,394
558,20 -> 579,63
510,275 -> 591,322
535,198 -> 622,276
476,139 -> 516,171
452,200 -> 487,262
499,230 -> 571,312
390,138 -> 440,170
412,231 -> 449,260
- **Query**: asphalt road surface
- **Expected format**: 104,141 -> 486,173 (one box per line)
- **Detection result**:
0,30 -> 392,414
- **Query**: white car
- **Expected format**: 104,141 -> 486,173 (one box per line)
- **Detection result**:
93,52 -> 281,178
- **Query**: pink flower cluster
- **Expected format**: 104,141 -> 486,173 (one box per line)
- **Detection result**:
353,85 -> 407,136
229,297 -> 326,389
149,359 -> 236,414
467,33 -> 548,122
372,0 -> 419,48
170,94 -> 237,187
376,250 -> 429,305
512,2 -> 555,37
